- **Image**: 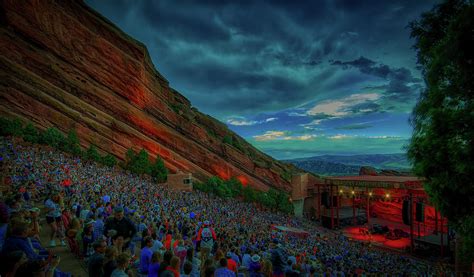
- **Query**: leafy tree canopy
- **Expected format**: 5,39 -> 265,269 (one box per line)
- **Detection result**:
22,123 -> 39,144
151,156 -> 168,183
40,127 -> 65,149
408,0 -> 474,261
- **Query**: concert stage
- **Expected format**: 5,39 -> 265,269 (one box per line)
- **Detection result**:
342,218 -> 429,251
317,176 -> 451,257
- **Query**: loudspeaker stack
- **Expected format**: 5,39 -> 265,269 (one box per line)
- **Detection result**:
402,199 -> 411,225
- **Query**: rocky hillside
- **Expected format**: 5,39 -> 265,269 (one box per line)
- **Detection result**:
0,0 -> 299,191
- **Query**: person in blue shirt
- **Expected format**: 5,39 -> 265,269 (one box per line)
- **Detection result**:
93,214 -> 105,241
139,236 -> 154,275
103,194 -> 111,204
2,220 -> 48,261
214,258 -> 235,277
148,251 -> 161,277
241,248 -> 252,269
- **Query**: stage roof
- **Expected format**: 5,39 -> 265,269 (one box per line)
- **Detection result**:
325,175 -> 424,189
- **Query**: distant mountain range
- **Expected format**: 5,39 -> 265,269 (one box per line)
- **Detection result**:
284,153 -> 411,176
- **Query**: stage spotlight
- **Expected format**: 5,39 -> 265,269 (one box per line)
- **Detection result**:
385,193 -> 390,198
369,192 -> 373,197
339,189 -> 343,194
351,190 -> 355,195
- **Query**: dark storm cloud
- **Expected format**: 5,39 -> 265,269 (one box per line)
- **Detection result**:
140,2 -> 231,43
331,57 -> 390,78
331,56 -> 423,109
86,0 -> 437,118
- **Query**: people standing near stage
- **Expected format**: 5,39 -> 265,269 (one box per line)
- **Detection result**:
104,206 -> 136,251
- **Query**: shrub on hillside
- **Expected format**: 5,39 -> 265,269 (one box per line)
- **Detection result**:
151,156 -> 168,183
0,117 -> 24,137
40,127 -> 65,149
85,144 -> 101,163
101,154 -> 117,167
64,129 -> 82,157
22,123 -> 40,143
124,148 -> 167,182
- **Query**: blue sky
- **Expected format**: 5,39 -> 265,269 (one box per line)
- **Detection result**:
86,0 -> 438,160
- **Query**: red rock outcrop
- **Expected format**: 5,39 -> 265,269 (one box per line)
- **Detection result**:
359,166 -> 378,176
359,167 -> 411,177
0,0 -> 299,191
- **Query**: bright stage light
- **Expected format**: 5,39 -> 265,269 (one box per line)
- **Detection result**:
339,189 -> 343,193
385,193 -> 390,198
351,190 -> 355,195
369,192 -> 373,197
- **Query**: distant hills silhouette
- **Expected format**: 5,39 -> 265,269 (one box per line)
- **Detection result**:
285,153 -> 411,176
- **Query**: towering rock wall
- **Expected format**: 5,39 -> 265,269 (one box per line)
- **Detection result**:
0,0 -> 299,191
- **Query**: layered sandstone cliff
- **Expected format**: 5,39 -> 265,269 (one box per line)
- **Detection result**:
0,0 -> 299,191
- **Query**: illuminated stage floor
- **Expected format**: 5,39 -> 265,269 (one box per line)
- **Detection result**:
342,218 -> 431,251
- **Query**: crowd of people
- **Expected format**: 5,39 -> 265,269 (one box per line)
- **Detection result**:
0,137 -> 452,276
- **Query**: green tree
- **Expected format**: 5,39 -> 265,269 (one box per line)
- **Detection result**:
204,176 -> 223,196
126,148 -> 152,175
151,156 -> 168,183
276,190 -> 293,213
64,129 -> 82,156
40,127 -> 65,149
280,170 -> 293,183
125,148 -> 136,165
231,137 -> 244,152
0,117 -> 24,137
222,134 -> 244,152
255,191 -> 271,208
222,135 -> 233,145
408,0 -> 474,263
86,144 -> 101,163
225,177 -> 243,197
137,149 -> 152,175
0,117 -> 10,136
22,123 -> 39,143
194,181 -> 212,193
193,181 -> 204,192
266,188 -> 279,210
242,185 -> 256,202
101,154 -> 117,167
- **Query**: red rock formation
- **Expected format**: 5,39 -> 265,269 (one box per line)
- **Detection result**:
0,0 -> 300,191
359,166 -> 378,176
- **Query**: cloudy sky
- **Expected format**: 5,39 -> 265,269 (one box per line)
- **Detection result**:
86,0 -> 438,160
